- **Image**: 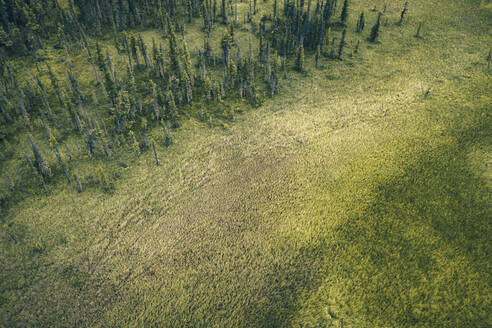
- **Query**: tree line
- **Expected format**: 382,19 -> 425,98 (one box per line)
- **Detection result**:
0,0 -> 412,219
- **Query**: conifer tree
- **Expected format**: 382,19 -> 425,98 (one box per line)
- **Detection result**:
234,1 -> 238,25
398,2 -> 408,26
187,0 -> 193,23
66,62 -> 84,104
315,44 -> 321,67
95,42 -> 106,72
151,38 -> 160,72
153,43 -> 165,77
486,49 -> 491,70
182,73 -> 193,103
221,29 -> 233,67
66,100 -> 83,132
150,80 -> 161,121
28,135 -> 51,178
130,35 -> 140,66
74,174 -> 83,192
106,49 -> 117,81
152,139 -> 160,165
295,43 -> 304,72
161,120 -> 172,147
248,32 -> 254,64
138,34 -> 151,68
22,149 -> 36,176
85,45 -> 102,85
167,16 -> 182,77
204,76 -> 213,103
87,130 -> 96,156
354,39 -> 360,53
220,0 -> 228,24
340,0 -> 348,24
166,90 -> 180,128
182,40 -> 194,85
264,42 -> 272,82
46,63 -> 63,105
415,22 -> 423,38
117,0 -> 126,31
270,54 -> 281,96
213,0 -> 218,22
97,164 -> 112,191
129,130 -> 139,158
50,134 -> 70,183
98,49 -> 117,104
338,29 -> 346,59
356,12 -> 365,33
202,1 -> 211,31
27,135 -> 51,194
323,0 -> 335,23
369,12 -> 382,42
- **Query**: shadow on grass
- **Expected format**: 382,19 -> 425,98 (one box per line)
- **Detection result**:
264,112 -> 491,327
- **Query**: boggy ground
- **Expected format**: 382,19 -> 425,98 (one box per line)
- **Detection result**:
1,0 -> 491,327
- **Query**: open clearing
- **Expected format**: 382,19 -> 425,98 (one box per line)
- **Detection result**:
1,0 -> 491,327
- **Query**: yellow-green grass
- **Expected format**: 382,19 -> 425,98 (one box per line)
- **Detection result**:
1,0 -> 491,327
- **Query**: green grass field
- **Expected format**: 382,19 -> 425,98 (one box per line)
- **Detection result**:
1,0 -> 491,327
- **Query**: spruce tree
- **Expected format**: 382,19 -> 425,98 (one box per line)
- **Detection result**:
100,50 -> 117,105
166,90 -> 180,128
354,39 -> 360,53
87,130 -> 96,156
138,34 -> 150,68
356,12 -> 365,33
486,49 -> 491,70
66,62 -> 84,104
150,80 -> 161,121
117,0 -> 126,31
369,12 -> 382,42
415,22 -> 423,38
161,120 -> 172,147
338,29 -> 346,59
97,164 -> 112,191
220,0 -> 228,24
202,1 -> 211,31
187,0 -> 193,23
95,42 -> 106,72
295,43 -> 304,72
50,136 -> 70,183
234,1 -> 238,25
204,36 -> 213,64
28,135 -> 51,180
323,0 -> 335,23
340,0 -> 348,24
221,29 -> 233,67
27,135 -> 51,194
106,49 -> 117,81
167,16 -> 182,77
74,174 -> 83,193
152,139 -> 160,165
152,38 -> 159,70
398,2 -> 408,26
182,40 -> 194,85
129,130 -> 139,158
213,0 -> 218,23
46,63 -> 63,105
130,35 -> 140,66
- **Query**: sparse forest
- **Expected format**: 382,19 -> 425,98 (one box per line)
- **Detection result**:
0,0 -> 410,207
0,0 -> 491,327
